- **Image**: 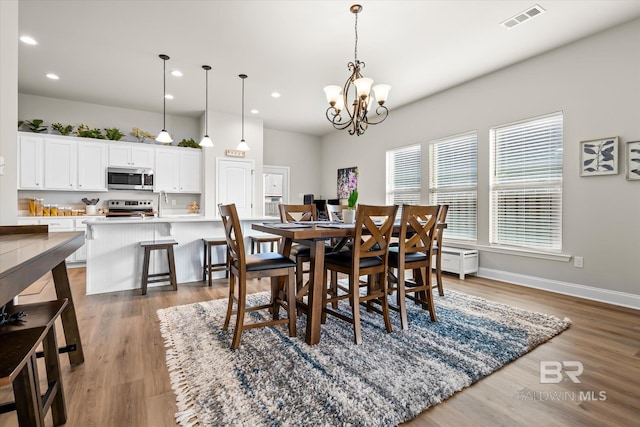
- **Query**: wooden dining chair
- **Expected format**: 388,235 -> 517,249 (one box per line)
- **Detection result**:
387,204 -> 439,329
278,204 -> 317,294
432,204 -> 449,296
322,204 -> 398,345
325,204 -> 343,221
218,203 -> 297,349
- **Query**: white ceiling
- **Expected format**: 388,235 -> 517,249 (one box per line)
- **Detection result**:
17,1 -> 640,137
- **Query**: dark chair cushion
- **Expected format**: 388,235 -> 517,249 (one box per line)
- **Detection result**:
290,244 -> 310,258
240,253 -> 296,272
388,247 -> 428,268
324,251 -> 382,269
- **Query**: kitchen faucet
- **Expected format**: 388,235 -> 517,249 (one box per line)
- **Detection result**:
158,190 -> 168,217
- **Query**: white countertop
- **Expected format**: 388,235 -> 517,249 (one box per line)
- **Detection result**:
83,215 -> 278,225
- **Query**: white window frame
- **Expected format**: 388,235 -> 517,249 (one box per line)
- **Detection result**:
489,112 -> 563,252
428,131 -> 478,242
385,144 -> 421,207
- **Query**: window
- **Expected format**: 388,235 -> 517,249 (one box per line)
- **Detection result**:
386,144 -> 421,206
490,112 -> 563,251
428,132 -> 478,241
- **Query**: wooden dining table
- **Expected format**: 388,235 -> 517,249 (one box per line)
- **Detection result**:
0,225 -> 85,365
252,220 -> 446,345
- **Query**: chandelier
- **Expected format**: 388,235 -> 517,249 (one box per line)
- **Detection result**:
323,4 -> 391,136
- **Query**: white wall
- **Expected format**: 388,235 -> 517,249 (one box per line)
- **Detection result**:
0,0 -> 19,225
320,18 -> 640,297
263,128 -> 322,203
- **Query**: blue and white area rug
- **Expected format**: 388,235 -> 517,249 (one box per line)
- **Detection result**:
157,290 -> 570,426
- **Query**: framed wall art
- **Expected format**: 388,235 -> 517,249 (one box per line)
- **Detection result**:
580,137 -> 618,176
626,140 -> 640,181
337,166 -> 358,199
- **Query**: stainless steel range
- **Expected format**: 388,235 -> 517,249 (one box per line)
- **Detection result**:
106,200 -> 155,217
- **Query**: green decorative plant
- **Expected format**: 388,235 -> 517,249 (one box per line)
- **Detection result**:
104,127 -> 125,141
18,120 -> 24,130
178,138 -> 201,149
51,123 -> 74,136
347,189 -> 358,209
24,119 -> 48,133
131,127 -> 156,143
76,124 -> 104,139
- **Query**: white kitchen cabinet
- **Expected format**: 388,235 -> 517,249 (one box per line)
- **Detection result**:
44,138 -> 77,190
77,141 -> 108,190
109,142 -> 155,168
154,148 -> 201,193
18,134 -> 44,189
18,217 -> 84,263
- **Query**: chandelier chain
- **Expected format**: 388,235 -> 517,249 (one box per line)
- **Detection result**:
354,11 -> 358,63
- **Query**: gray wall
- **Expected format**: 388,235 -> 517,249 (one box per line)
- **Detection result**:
0,0 -> 19,225
263,128 -> 321,204
320,18 -> 640,297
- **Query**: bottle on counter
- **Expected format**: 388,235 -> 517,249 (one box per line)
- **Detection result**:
51,204 -> 58,216
35,198 -> 44,216
43,204 -> 51,216
28,198 -> 36,216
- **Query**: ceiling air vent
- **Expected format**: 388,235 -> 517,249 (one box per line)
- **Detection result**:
500,4 -> 546,29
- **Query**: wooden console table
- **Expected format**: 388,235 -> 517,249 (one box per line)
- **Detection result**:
0,225 -> 85,365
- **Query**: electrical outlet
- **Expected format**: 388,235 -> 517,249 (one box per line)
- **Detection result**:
0,156 -> 5,176
298,193 -> 304,199
171,199 -> 176,206
574,256 -> 584,268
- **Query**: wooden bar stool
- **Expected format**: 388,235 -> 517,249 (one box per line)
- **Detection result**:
0,299 -> 68,426
202,237 -> 229,287
140,239 -> 178,295
249,235 -> 280,254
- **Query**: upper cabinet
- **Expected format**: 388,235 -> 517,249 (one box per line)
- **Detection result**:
18,134 -> 44,189
108,142 -> 155,168
154,147 -> 201,193
18,132 -> 107,191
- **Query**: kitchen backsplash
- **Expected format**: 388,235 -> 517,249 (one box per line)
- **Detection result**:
17,190 -> 201,216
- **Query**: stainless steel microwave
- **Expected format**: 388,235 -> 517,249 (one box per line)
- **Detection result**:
107,167 -> 154,191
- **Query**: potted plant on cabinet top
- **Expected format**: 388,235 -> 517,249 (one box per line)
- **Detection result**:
24,119 -> 48,133
51,123 -> 74,136
104,128 -> 125,141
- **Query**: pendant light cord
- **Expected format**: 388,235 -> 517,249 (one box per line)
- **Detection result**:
241,76 -> 245,141
163,57 -> 166,129
205,68 -> 208,134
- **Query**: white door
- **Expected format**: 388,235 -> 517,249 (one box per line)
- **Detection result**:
217,158 -> 254,217
263,165 -> 290,217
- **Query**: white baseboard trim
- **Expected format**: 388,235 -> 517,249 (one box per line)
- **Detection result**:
477,268 -> 640,310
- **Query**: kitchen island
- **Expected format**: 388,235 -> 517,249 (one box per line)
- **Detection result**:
83,215 -> 278,295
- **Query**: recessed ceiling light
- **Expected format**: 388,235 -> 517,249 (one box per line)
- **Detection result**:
271,92 -> 281,98
171,70 -> 183,77
164,94 -> 174,100
500,4 -> 546,29
20,35 -> 38,45
46,73 -> 59,80
250,109 -> 259,114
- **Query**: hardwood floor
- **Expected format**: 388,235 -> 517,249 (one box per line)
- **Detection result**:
1,268 -> 638,426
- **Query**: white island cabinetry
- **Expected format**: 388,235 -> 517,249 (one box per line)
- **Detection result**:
84,216 -> 272,295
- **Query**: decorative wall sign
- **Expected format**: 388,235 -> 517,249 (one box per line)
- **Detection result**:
580,137 -> 618,176
225,149 -> 246,158
626,140 -> 640,181
337,166 -> 358,199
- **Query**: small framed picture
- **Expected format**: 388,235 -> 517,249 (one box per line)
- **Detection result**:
580,137 -> 618,176
626,140 -> 640,181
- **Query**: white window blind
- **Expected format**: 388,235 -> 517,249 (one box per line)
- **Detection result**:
490,112 -> 563,251
428,132 -> 477,241
386,144 -> 421,206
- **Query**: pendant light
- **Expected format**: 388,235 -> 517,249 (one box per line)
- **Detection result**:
156,54 -> 173,143
236,74 -> 250,151
199,65 -> 213,147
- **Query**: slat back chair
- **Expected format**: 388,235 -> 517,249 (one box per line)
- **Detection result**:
322,204 -> 398,345
279,203 -> 317,223
432,204 -> 449,296
325,204 -> 343,221
278,204 -> 317,295
218,203 -> 297,349
387,204 -> 439,329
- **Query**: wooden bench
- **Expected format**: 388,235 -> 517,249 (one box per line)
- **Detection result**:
0,299 -> 68,426
140,239 -> 178,295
